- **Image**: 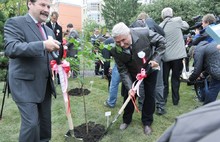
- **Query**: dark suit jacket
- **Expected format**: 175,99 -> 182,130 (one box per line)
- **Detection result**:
46,21 -> 63,43
66,29 -> 79,57
145,18 -> 165,36
111,28 -> 166,90
102,37 -> 114,75
4,14 -> 56,103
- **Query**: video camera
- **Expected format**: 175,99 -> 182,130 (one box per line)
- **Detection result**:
189,15 -> 203,30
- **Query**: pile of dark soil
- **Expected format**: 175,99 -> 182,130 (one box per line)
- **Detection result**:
68,88 -> 91,96
74,121 -> 105,142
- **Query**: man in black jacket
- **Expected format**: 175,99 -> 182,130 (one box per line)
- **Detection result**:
130,12 -> 166,115
188,41 -> 220,105
46,11 -> 63,84
111,22 -> 166,135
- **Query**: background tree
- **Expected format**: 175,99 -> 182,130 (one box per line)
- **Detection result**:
196,0 -> 220,16
102,0 -> 141,30
0,0 -> 27,50
0,11 -> 5,52
137,0 -> 220,27
138,0 -> 197,26
0,0 -> 27,18
0,0 -> 27,81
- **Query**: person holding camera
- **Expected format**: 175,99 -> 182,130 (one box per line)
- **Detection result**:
4,0 -> 59,141
188,14 -> 220,105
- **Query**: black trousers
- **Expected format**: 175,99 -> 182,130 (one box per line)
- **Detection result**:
163,59 -> 183,105
122,71 -> 157,126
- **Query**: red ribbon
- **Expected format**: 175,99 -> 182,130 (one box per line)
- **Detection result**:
136,68 -> 147,80
50,60 -> 71,113
50,60 -> 71,74
130,68 -> 147,112
130,92 -> 140,113
142,58 -> 146,64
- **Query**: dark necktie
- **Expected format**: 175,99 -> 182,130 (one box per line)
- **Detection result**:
52,23 -> 55,30
37,23 -> 46,40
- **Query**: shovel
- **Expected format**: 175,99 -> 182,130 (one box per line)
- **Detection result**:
104,64 -> 153,135
104,94 -> 132,134
50,41 -> 76,138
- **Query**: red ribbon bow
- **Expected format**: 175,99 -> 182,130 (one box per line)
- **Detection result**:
50,60 -> 71,74
136,68 -> 147,80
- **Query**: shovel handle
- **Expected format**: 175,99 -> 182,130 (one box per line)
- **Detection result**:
118,95 -> 131,115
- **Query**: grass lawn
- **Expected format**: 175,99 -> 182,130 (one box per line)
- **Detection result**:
0,74 -> 202,142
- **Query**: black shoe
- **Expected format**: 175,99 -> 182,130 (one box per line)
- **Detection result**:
156,108 -> 166,115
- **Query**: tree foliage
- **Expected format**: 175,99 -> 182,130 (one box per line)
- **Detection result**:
137,0 -> 220,27
102,0 -> 141,30
138,0 -> 197,25
0,0 -> 27,18
0,7 -> 5,51
101,0 -> 220,31
196,0 -> 220,16
0,0 -> 27,50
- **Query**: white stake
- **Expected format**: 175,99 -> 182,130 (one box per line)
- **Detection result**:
105,111 -> 111,127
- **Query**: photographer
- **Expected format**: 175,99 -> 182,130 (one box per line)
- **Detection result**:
188,14 -> 220,105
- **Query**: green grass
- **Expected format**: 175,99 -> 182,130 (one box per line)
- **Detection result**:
0,75 -> 202,142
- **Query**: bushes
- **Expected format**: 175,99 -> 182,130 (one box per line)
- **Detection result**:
0,68 -> 7,81
0,56 -> 8,81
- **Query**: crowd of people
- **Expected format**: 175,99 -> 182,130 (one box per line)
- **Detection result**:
3,0 -> 220,141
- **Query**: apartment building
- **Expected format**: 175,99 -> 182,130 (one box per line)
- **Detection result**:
86,0 -> 105,25
50,0 -> 151,31
51,0 -> 105,31
51,0 -> 87,31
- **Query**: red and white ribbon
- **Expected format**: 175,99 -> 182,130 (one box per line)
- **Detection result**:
132,68 -> 147,97
130,68 -> 147,112
50,60 -> 71,113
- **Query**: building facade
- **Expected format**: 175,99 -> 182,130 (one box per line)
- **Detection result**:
50,0 -> 152,31
86,0 -> 105,25
51,0 -> 87,31
51,0 -> 105,31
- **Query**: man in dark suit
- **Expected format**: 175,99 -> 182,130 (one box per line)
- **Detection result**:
46,11 -> 63,84
130,12 -> 167,115
111,22 -> 166,135
4,0 -> 60,141
46,11 -> 63,43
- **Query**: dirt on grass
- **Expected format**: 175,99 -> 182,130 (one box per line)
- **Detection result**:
67,88 -> 106,142
73,121 -> 105,142
68,88 -> 91,96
